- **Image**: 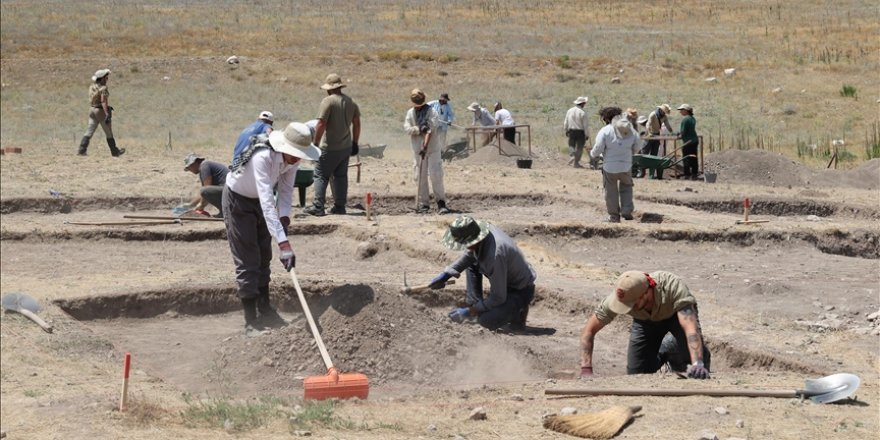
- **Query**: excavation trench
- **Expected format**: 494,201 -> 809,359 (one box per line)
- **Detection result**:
55,283 -> 815,398
0,223 -> 338,242
637,196 -> 880,220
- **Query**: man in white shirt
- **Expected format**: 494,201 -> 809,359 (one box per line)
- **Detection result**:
223,122 -> 320,334
493,102 -> 516,145
590,107 -> 642,223
563,96 -> 591,169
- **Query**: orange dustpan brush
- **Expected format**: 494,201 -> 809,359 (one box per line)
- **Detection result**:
289,269 -> 369,400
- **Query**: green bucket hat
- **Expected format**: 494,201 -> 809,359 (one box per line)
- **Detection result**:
442,215 -> 490,251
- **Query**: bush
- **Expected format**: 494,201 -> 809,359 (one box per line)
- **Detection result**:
839,85 -> 857,98
180,394 -> 286,432
556,55 -> 571,69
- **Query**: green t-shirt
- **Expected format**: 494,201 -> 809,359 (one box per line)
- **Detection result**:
594,271 -> 696,324
679,115 -> 698,145
316,93 -> 360,151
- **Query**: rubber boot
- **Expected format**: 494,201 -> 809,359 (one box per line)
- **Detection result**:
509,305 -> 529,332
437,199 -> 450,214
257,285 -> 285,328
107,137 -> 125,157
241,297 -> 263,336
78,136 -> 90,156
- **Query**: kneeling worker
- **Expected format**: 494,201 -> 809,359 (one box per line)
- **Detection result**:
579,270 -> 711,379
183,153 -> 229,217
429,215 -> 536,331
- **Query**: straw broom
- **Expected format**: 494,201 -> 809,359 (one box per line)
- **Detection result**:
543,405 -> 642,439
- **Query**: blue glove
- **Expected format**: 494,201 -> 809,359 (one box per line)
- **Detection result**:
429,271 -> 452,290
448,307 -> 470,323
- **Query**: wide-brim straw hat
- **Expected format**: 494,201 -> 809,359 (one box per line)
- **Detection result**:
573,96 -> 589,105
92,69 -> 111,81
268,122 -> 321,161
466,102 -> 481,112
320,73 -> 346,90
411,88 -> 426,106
658,104 -> 672,115
606,271 -> 650,315
442,215 -> 490,251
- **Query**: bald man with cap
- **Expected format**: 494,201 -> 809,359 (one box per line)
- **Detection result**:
579,270 -> 711,379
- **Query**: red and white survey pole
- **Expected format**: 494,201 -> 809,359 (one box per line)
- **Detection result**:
743,197 -> 751,222
365,192 -> 373,221
119,352 -> 131,411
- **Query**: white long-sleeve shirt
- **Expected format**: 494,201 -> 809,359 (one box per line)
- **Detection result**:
404,106 -> 441,153
225,148 -> 298,244
563,106 -> 589,133
495,108 -> 514,126
590,123 -> 641,174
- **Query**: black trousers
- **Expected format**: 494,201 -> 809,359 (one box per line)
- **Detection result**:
681,140 -> 699,177
626,307 -> 711,374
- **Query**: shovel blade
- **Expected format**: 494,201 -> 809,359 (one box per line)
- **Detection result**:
1,292 -> 41,314
804,373 -> 861,404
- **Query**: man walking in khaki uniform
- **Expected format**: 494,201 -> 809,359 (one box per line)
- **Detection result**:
563,96 -> 590,169
304,73 -> 361,216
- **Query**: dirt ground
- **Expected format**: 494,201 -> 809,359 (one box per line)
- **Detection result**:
1,142 -> 879,439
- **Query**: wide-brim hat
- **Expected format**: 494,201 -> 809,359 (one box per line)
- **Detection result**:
440,93 -> 451,101
268,122 -> 321,161
92,69 -> 111,82
466,102 -> 481,112
183,153 -> 204,170
677,104 -> 693,111
320,73 -> 346,90
636,115 -> 649,125
411,88 -> 426,106
573,96 -> 588,105
442,215 -> 490,251
606,271 -> 650,315
658,104 -> 672,115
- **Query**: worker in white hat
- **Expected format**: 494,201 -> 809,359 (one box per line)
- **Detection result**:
563,96 -> 591,169
232,111 -> 274,164
77,68 -> 125,157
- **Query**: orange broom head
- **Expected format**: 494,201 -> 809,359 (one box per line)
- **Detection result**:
304,367 -> 369,401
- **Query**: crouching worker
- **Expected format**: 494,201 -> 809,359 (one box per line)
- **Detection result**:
579,270 -> 711,379
223,122 -> 320,335
429,215 -> 536,331
183,153 -> 229,217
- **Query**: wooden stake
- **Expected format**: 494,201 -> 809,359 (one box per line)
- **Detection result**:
365,192 -> 372,221
119,352 -> 131,411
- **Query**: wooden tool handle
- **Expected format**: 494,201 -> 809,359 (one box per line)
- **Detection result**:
545,388 -> 796,399
289,269 -> 334,371
18,309 -> 53,333
403,279 -> 456,295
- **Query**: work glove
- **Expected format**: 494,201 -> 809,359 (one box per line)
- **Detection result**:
687,362 -> 710,379
193,208 -> 210,217
448,307 -> 471,323
429,271 -> 452,290
280,216 -> 290,236
278,241 -> 296,272
579,366 -> 594,378
350,142 -> 359,156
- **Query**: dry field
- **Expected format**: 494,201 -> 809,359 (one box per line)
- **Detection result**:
2,1 -> 879,439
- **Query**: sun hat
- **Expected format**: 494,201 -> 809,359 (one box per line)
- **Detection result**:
625,108 -> 638,118
677,104 -> 693,111
442,215 -> 490,251
440,93 -> 451,101
466,102 -> 481,112
606,271 -> 652,315
258,111 -> 275,123
658,104 -> 672,115
183,153 -> 204,171
320,73 -> 346,90
573,96 -> 589,105
92,69 -> 111,82
636,115 -> 649,125
410,88 -> 426,106
268,122 -> 321,161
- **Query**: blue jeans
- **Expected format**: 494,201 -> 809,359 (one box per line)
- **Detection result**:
465,263 -> 535,331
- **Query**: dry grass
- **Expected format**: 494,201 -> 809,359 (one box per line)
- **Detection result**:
0,0 -> 878,162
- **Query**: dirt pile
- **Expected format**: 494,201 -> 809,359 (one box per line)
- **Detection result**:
705,150 -> 879,190
213,285 -> 548,395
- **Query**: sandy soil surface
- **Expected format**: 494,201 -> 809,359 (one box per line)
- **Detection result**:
1,144 -> 879,439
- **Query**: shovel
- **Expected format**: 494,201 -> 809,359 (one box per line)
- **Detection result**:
545,373 -> 861,404
1,292 -> 53,333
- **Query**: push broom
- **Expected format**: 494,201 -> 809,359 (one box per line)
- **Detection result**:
289,268 -> 369,400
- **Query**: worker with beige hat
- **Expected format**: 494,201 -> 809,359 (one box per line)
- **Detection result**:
563,96 -> 591,169
579,270 -> 712,379
642,104 -> 675,179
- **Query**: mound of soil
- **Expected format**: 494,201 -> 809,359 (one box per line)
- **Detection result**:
462,140 -> 529,166
213,285 -> 551,395
704,150 -> 879,190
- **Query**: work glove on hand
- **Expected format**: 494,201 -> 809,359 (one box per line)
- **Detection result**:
579,366 -> 594,378
350,142 -> 359,156
428,271 -> 452,289
687,362 -> 710,379
280,216 -> 290,236
448,307 -> 471,323
193,208 -> 210,217
278,241 -> 296,272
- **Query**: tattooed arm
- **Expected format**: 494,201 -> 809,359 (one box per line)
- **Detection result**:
579,314 -> 607,377
676,305 -> 705,365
